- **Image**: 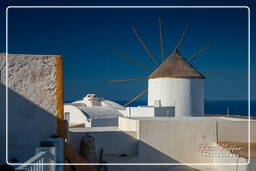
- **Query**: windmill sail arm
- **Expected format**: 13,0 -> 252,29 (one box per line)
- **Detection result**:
111,49 -> 153,72
187,43 -> 212,62
176,24 -> 189,49
124,89 -> 148,107
104,77 -> 149,83
159,17 -> 165,62
131,26 -> 158,65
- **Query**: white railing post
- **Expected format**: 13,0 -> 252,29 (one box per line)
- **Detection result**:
36,141 -> 56,171
48,138 -> 64,171
15,151 -> 48,171
15,138 -> 65,171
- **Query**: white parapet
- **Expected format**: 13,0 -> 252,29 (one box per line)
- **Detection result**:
120,106 -> 175,118
118,117 -> 138,131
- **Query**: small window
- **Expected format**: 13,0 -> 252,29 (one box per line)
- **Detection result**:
64,112 -> 70,122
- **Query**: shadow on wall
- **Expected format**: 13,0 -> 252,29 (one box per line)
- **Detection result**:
0,83 -> 58,164
135,140 -> 200,171
68,131 -> 200,171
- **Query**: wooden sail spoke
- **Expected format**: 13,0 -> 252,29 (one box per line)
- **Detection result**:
124,89 -> 148,107
159,17 -> 165,62
131,26 -> 158,65
111,49 -> 153,72
187,43 -> 212,62
176,24 -> 189,49
104,77 -> 150,83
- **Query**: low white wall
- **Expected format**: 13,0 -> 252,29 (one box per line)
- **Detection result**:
138,118 -> 217,163
123,106 -> 175,118
126,107 -> 155,117
212,150 -> 256,171
118,117 -> 138,131
68,117 -> 256,171
213,156 -> 248,171
217,120 -> 256,143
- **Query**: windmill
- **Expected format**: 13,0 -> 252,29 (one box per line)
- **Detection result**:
105,17 -> 221,117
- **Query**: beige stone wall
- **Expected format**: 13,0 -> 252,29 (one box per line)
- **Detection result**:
0,54 -> 60,163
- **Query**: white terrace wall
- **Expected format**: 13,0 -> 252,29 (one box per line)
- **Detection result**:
0,54 -> 62,163
137,118 -> 217,164
118,117 -> 255,171
68,117 -> 255,171
217,118 -> 256,142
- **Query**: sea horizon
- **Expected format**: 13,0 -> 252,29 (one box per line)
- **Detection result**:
64,99 -> 256,116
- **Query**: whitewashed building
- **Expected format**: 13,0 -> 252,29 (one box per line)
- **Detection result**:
148,48 -> 205,117
64,94 -> 124,127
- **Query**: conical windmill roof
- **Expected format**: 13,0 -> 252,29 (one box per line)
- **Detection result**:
149,48 -> 204,79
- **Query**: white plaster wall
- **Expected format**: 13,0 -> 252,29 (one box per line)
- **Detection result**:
217,120 -> 256,143
64,105 -> 90,127
68,117 -> 256,171
118,117 -> 138,132
213,153 -> 248,171
64,105 -> 119,127
68,117 -> 218,171
123,106 -> 175,118
138,118 -> 217,164
148,78 -> 204,117
0,54 -> 59,163
127,107 -> 155,117
118,109 -> 127,117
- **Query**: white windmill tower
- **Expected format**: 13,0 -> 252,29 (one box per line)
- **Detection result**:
106,18 -> 220,117
148,48 -> 205,116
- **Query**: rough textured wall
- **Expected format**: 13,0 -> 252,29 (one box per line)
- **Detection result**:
0,53 -> 61,163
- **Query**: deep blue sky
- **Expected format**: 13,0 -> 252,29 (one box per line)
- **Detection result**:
0,1 -> 255,101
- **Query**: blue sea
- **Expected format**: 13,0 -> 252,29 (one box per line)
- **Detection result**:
65,100 -> 256,116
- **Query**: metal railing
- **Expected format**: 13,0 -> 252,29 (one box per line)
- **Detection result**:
15,151 -> 49,171
15,138 -> 63,171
